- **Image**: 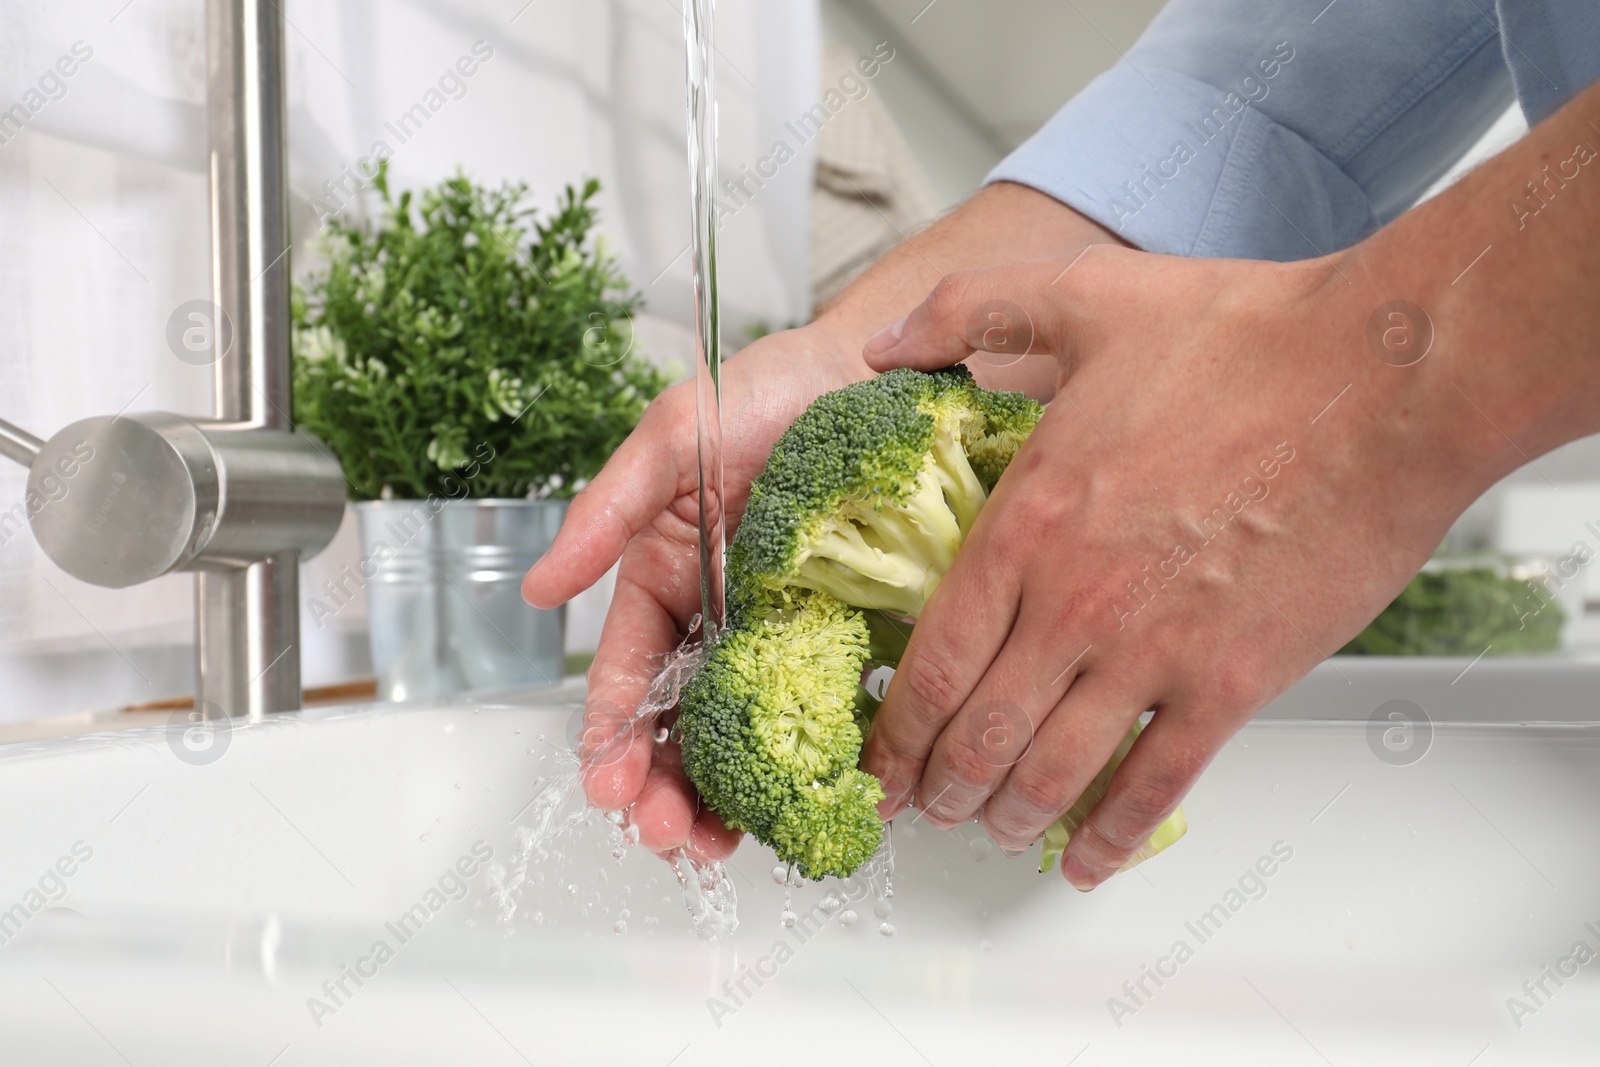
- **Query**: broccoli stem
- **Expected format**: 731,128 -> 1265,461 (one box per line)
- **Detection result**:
794,468 -> 964,616
866,467 -> 962,575
796,554 -> 929,619
929,431 -> 988,535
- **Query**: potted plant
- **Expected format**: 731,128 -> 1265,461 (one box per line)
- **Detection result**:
292,167 -> 667,701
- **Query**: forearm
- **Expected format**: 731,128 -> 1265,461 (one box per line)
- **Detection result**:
813,182 -> 1125,395
1341,78 -> 1600,497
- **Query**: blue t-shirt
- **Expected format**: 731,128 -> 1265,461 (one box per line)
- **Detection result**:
989,0 -> 1600,259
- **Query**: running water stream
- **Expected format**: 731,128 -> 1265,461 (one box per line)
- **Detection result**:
683,0 -> 726,644
670,0 -> 740,937
493,1 -> 743,940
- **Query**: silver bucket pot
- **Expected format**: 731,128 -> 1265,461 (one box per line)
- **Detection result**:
355,499 -> 567,702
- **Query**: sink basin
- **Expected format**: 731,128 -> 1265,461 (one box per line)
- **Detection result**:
0,666 -> 1596,1065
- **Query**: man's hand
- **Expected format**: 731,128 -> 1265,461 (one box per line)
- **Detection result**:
856,246 -> 1528,889
859,73 -> 1600,889
859,248 -> 1466,888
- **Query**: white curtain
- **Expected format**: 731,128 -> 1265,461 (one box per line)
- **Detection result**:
0,0 -> 818,722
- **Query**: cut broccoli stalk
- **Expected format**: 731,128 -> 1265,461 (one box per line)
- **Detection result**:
1038,720 -> 1188,874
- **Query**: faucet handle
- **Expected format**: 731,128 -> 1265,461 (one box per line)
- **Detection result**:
0,416 -> 43,467
21,412 -> 344,588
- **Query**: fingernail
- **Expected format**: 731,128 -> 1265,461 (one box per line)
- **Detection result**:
1063,855 -> 1099,892
863,316 -> 907,355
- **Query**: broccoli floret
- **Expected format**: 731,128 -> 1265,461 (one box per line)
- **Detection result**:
730,367 -> 1009,619
677,591 -> 884,879
680,367 -> 1185,881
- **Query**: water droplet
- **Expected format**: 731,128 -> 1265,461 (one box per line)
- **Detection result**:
780,909 -> 797,929
969,837 -> 994,862
879,922 -> 896,937
874,899 -> 893,919
654,727 -> 669,743
884,887 -> 894,899
566,884 -> 579,895
787,865 -> 805,887
619,908 -> 630,918
605,810 -> 626,826
613,920 -> 627,934
839,909 -> 858,926
624,825 -> 641,845
612,848 -> 626,860
822,894 -> 842,912
771,865 -> 787,885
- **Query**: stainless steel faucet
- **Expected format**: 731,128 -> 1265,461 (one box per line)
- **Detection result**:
0,0 -> 345,719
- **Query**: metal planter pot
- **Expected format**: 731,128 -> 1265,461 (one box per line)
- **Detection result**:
355,499 -> 567,702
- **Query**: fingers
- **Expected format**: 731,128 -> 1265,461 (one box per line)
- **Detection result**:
861,256 -> 1098,373
579,547 -> 746,862
859,526 -> 1023,820
577,544 -> 697,810
629,736 -> 745,859
1058,704 -> 1215,891
628,734 -> 699,854
977,671 -> 1149,852
685,807 -> 742,863
909,605 -> 1089,830
522,385 -> 696,609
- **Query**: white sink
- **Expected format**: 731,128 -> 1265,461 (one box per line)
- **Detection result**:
0,667 -> 1596,1065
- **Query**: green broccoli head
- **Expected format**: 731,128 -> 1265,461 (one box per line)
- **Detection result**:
769,768 -> 886,880
729,366 -> 1042,620
677,591 -> 884,878
680,367 -> 1184,882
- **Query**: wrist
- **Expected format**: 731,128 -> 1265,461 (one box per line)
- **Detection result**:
1271,252 -> 1491,530
1331,79 -> 1600,500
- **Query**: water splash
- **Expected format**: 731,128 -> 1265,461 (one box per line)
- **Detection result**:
670,848 -> 739,940
492,635 -> 720,933
635,630 -> 710,725
488,764 -> 587,924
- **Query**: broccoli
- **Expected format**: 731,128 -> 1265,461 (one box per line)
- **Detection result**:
678,367 -> 1186,880
1339,566 -> 1564,656
729,366 -> 1038,618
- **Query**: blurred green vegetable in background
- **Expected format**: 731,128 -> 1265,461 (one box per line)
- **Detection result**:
292,166 -> 668,501
1340,566 -> 1563,656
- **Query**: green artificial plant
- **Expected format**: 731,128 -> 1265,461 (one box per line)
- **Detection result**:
291,167 -> 668,501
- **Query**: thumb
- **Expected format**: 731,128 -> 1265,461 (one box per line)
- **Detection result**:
861,258 -> 1088,373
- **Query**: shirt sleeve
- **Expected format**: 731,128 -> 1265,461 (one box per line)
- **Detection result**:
988,0 -> 1516,260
